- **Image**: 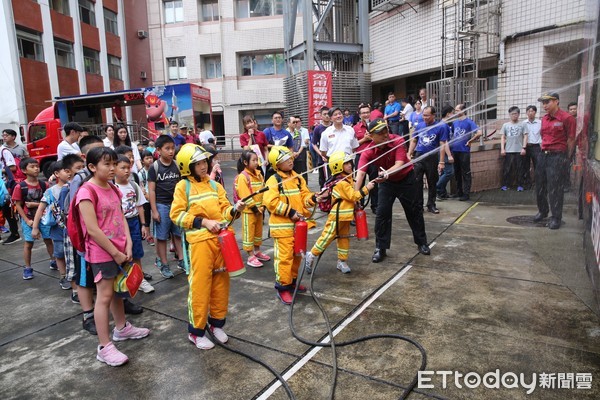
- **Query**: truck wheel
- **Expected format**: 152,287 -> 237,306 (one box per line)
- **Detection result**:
41,159 -> 56,179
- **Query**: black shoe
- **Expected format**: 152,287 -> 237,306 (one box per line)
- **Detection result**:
2,235 -> 21,245
436,193 -> 449,201
533,212 -> 547,223
372,248 -> 386,263
71,292 -> 80,304
143,272 -> 153,281
123,298 -> 143,314
427,206 -> 440,214
418,244 -> 431,255
459,195 -> 470,201
82,317 -> 97,335
450,193 -> 463,199
548,218 -> 561,230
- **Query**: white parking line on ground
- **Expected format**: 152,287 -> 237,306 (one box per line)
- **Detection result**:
257,264 -> 413,399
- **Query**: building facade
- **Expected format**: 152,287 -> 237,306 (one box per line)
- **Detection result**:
368,0 -> 596,129
0,0 -> 151,133
146,0 -> 303,145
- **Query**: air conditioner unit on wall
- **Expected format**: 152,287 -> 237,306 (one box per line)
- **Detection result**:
137,30 -> 148,39
140,71 -> 147,79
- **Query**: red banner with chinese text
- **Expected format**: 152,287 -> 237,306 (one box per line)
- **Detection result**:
307,71 -> 332,128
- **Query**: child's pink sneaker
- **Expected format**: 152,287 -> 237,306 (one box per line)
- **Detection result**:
247,255 -> 263,268
112,321 -> 150,342
254,251 -> 271,262
97,342 -> 128,366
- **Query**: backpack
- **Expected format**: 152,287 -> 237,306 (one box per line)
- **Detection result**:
15,180 -> 47,214
41,186 -> 62,227
0,179 -> 8,207
67,181 -> 122,253
232,170 -> 252,203
1,148 -> 25,193
317,175 -> 344,213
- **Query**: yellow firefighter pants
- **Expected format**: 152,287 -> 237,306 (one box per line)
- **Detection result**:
273,236 -> 302,289
310,219 -> 350,261
187,237 -> 230,335
242,212 -> 263,252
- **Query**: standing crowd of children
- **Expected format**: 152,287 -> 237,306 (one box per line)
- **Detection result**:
0,125 -> 387,366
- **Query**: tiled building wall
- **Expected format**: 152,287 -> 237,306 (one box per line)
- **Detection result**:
497,0 -> 590,119
148,0 -> 304,137
369,0 -> 590,109
369,0 -> 594,189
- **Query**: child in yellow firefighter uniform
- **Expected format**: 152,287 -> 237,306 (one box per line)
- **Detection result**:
234,150 -> 270,268
170,144 -> 245,350
305,151 -> 378,274
263,146 -> 319,305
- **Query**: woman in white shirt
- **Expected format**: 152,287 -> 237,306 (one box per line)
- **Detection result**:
114,125 -> 142,172
103,125 -> 115,148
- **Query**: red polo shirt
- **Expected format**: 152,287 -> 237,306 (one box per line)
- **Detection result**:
541,108 -> 576,152
357,134 -> 412,182
353,120 -> 371,152
239,130 -> 268,157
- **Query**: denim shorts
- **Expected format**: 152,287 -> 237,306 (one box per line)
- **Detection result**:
154,203 -> 181,241
21,220 -> 51,242
127,217 -> 144,260
53,239 -> 64,259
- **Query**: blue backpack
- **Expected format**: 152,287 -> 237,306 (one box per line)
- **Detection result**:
0,179 -> 8,207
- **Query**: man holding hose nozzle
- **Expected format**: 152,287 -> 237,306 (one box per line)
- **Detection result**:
355,119 -> 430,263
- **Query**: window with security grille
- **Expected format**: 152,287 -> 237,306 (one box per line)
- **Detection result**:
164,0 -> 184,24
83,47 -> 100,74
200,0 -> 219,22
167,57 -> 187,80
235,0 -> 283,18
50,0 -> 70,16
240,53 -> 284,76
204,56 -> 222,79
104,8 -> 118,35
79,0 -> 96,26
54,39 -> 75,68
108,55 -> 122,80
17,28 -> 44,61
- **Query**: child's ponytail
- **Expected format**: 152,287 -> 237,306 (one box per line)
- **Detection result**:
237,150 -> 254,173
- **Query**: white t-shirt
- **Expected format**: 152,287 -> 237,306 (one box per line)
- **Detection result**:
57,140 -> 81,160
103,137 -> 113,148
116,181 -> 146,219
402,104 -> 414,120
0,146 -> 16,169
319,124 -> 359,157
525,119 -> 542,145
299,127 -> 310,148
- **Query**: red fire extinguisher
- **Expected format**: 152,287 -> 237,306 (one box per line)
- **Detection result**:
218,227 -> 246,277
294,219 -> 308,256
355,208 -> 369,240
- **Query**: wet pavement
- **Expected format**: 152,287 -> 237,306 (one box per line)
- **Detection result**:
1,161 -> 599,400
